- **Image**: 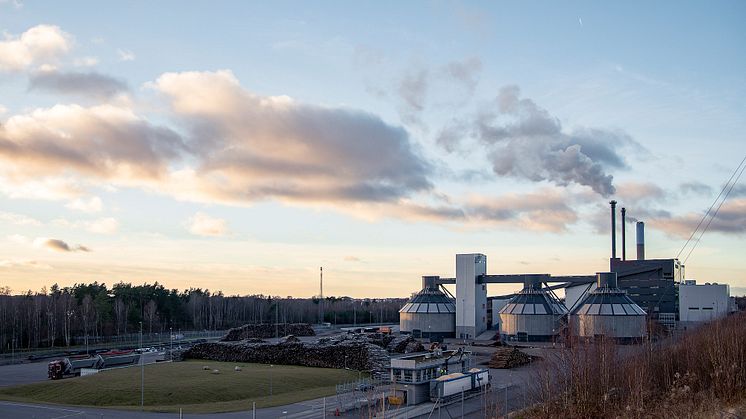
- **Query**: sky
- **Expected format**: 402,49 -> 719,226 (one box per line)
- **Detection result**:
0,1 -> 744,298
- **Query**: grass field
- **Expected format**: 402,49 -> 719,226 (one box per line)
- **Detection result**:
0,361 -> 361,413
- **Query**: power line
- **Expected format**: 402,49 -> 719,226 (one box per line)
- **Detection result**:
676,155 -> 746,259
683,157 -> 746,264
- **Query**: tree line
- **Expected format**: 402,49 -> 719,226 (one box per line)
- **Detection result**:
0,282 -> 406,353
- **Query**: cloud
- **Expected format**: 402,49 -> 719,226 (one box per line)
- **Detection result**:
651,198 -> 746,239
86,217 -> 118,234
29,70 -> 128,99
73,56 -> 98,67
0,211 -> 41,226
117,49 -> 135,61
344,256 -> 362,262
187,212 -> 228,237
6,233 -> 29,243
441,56 -> 482,97
679,181 -> 712,196
397,69 -> 428,126
0,259 -> 51,269
0,25 -> 71,71
0,103 -> 186,182
463,189 -> 578,232
152,69 -> 432,205
65,196 -> 103,213
34,237 -> 90,252
615,181 -> 666,204
440,85 -> 633,196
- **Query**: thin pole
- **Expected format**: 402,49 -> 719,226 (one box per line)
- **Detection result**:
253,401 -> 256,419
323,397 -> 326,419
461,389 -> 464,419
140,321 -> 144,410
504,385 -> 508,418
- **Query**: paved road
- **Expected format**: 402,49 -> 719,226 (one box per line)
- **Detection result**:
0,353 -> 163,389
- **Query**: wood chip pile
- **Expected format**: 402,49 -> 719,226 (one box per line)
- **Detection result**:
488,347 -> 532,369
386,335 -> 425,353
222,323 -> 315,341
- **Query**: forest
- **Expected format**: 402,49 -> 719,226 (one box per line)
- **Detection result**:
0,282 -> 406,353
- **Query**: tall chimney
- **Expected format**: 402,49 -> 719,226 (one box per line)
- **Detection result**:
636,221 -> 645,260
610,200 -> 617,259
621,207 -> 626,261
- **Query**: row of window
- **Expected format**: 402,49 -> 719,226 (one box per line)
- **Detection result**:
575,303 -> 646,316
501,303 -> 566,315
401,303 -> 455,313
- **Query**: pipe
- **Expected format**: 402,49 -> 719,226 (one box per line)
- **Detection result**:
610,200 -> 617,259
636,221 -> 645,260
621,207 -> 626,261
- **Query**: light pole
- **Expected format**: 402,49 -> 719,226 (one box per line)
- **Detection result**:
170,326 -> 173,362
270,364 -> 273,398
140,321 -> 144,410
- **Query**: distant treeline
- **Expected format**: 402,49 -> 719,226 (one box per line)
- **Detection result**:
0,282 -> 406,353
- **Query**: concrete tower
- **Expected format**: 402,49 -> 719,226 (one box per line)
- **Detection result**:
455,253 -> 487,339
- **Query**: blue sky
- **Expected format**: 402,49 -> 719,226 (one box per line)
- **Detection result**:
0,1 -> 744,297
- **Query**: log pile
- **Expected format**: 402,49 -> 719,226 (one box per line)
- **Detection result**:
487,347 -> 532,369
386,335 -> 425,353
184,333 -> 390,378
222,323 -> 315,341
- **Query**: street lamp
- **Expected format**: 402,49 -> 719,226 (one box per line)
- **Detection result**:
170,326 -> 173,362
270,364 -> 273,398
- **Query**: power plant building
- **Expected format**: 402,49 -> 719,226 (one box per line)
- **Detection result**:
571,272 -> 647,342
499,276 -> 567,342
399,276 -> 456,339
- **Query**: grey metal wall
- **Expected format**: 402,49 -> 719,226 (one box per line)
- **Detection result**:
573,314 -> 646,338
400,312 -> 455,335
499,313 -> 561,337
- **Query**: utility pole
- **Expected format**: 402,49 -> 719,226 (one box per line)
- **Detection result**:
275,301 -> 279,339
140,321 -> 144,410
319,267 -> 324,324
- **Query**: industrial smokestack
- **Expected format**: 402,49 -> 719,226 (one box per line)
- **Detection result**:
636,221 -> 645,260
621,207 -> 626,261
610,200 -> 617,259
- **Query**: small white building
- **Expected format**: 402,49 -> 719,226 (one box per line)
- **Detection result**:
678,280 -> 731,323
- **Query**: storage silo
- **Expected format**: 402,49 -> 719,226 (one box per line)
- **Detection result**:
399,276 -> 456,339
571,272 -> 647,343
499,275 -> 568,342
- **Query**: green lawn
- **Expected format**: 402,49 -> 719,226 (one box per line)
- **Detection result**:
0,361 -> 362,413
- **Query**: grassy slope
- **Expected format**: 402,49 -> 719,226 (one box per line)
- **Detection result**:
0,361 -> 360,413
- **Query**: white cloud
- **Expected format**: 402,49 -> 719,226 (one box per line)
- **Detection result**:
0,104 -> 7,115
117,49 -> 135,61
65,196 -> 103,213
86,217 -> 118,234
0,259 -> 51,270
0,24 -> 72,71
33,237 -> 90,252
73,56 -> 98,67
187,212 -> 228,237
6,233 -> 29,243
0,211 -> 41,226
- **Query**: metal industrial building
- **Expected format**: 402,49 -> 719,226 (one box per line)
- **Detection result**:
399,276 -> 456,339
499,276 -> 568,342
399,201 -> 733,340
678,280 -> 732,325
571,272 -> 647,342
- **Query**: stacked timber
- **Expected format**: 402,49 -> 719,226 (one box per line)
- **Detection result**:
488,347 -> 532,369
184,333 -> 390,377
222,323 -> 315,341
386,335 -> 425,353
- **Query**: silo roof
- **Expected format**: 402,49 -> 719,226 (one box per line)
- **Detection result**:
571,288 -> 647,316
399,288 -> 455,314
499,290 -> 568,315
